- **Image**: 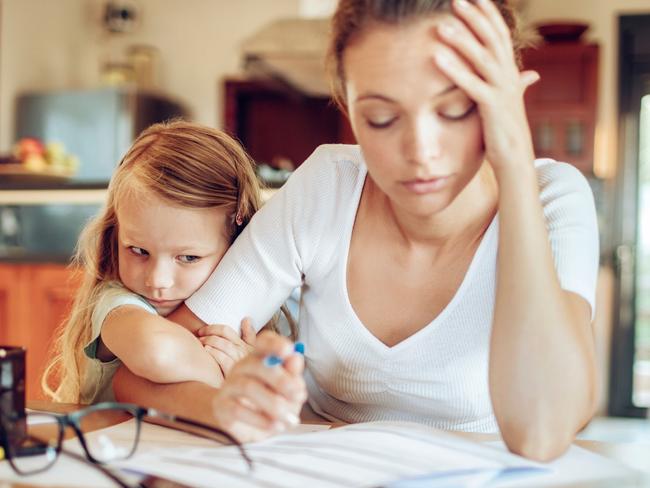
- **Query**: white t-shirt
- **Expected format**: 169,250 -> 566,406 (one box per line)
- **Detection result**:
187,144 -> 599,432
81,281 -> 157,404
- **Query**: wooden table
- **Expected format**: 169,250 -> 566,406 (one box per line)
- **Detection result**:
3,402 -> 649,487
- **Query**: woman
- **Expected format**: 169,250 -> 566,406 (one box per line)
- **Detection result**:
114,0 -> 598,460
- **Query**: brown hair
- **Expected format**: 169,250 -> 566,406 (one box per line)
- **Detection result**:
42,120 -> 294,403
327,0 -> 525,112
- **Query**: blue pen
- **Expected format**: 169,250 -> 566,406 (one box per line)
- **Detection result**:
264,342 -> 305,367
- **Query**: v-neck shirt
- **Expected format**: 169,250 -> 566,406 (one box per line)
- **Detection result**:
187,144 -> 599,432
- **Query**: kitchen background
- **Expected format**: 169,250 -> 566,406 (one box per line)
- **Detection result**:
0,0 -> 649,427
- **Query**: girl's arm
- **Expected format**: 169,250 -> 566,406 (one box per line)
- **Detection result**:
435,0 -> 597,460
113,331 -> 307,443
100,305 -> 225,387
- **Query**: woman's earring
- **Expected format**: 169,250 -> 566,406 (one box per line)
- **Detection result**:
235,212 -> 244,226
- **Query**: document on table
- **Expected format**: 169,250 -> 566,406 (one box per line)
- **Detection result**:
91,420 -> 629,488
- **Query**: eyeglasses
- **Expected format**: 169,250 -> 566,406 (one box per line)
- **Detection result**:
1,402 -> 252,485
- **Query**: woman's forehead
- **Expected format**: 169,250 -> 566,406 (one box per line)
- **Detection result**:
343,16 -> 454,103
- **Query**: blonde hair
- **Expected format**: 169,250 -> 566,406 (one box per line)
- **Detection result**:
42,120 -> 293,403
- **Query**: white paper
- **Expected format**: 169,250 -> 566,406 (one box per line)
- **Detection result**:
113,421 -> 550,488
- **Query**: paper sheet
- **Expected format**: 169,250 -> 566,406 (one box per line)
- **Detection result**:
113,421 -> 550,488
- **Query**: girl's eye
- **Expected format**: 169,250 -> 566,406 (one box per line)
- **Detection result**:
129,246 -> 148,257
178,255 -> 201,264
440,102 -> 477,121
366,116 -> 398,129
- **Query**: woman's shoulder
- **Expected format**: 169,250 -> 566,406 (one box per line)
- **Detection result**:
533,158 -> 597,225
534,158 -> 594,205
280,144 -> 366,204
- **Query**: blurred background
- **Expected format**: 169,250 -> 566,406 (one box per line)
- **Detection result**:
0,0 -> 648,434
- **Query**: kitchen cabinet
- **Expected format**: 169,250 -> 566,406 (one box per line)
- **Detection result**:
522,43 -> 599,174
0,263 -> 81,400
223,78 -> 355,171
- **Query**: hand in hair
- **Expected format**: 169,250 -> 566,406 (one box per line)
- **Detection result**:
211,331 -> 307,442
197,318 -> 257,377
433,0 -> 538,173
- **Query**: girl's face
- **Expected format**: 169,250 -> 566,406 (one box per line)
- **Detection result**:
344,16 -> 484,217
116,190 -> 230,316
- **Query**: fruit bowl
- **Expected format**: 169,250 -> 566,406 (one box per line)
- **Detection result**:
536,22 -> 589,43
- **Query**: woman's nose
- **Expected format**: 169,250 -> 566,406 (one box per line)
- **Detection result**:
403,118 -> 442,165
144,259 -> 174,290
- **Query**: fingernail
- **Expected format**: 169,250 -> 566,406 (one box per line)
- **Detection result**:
264,355 -> 283,367
284,412 -> 300,426
293,342 -> 305,355
455,0 -> 470,8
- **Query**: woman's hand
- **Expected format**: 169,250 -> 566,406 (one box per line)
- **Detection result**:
211,331 -> 307,443
433,0 -> 538,173
197,318 -> 257,377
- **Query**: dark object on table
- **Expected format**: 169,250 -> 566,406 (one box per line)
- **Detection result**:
536,22 -> 589,43
0,347 -> 27,445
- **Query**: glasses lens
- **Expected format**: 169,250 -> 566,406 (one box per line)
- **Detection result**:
6,413 -> 60,474
78,408 -> 137,463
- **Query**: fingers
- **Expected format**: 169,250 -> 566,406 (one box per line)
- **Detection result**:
255,331 -> 295,359
452,0 -> 506,62
520,70 -> 540,90
203,345 -> 235,377
434,44 -> 489,103
198,324 -> 246,347
225,376 -> 300,426
436,17 -> 500,85
240,318 -> 257,347
235,353 -> 305,403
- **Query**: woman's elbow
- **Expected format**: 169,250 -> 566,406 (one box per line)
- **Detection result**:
502,422 -> 575,462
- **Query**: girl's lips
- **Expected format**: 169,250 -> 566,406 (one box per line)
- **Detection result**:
147,298 -> 181,307
402,176 -> 450,194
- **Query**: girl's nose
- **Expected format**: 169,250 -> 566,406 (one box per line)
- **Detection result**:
144,259 -> 174,291
403,117 -> 442,165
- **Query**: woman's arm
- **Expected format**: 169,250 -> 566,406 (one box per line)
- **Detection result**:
489,164 -> 596,461
101,306 -> 224,387
113,332 -> 307,443
435,0 -> 597,460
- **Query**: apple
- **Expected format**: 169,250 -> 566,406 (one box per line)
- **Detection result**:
13,138 -> 45,161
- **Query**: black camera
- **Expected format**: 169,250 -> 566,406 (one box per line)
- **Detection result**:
0,347 -> 27,444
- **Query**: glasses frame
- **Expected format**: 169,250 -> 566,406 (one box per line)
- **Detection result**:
1,401 -> 252,478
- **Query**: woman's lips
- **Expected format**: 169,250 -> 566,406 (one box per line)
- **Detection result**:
402,176 -> 450,194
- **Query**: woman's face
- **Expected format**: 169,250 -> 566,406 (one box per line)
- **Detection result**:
344,16 -> 485,217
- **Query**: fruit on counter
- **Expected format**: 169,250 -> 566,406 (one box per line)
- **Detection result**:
13,137 -> 45,160
11,137 -> 79,174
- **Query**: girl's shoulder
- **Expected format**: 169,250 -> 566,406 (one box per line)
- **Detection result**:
92,281 -> 156,320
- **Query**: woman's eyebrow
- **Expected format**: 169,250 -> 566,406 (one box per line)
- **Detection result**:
354,85 -> 459,104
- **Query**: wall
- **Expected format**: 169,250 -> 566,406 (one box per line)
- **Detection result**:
0,0 -> 300,152
522,0 -> 650,179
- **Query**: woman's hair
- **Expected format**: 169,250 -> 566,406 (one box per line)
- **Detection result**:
42,120 -> 292,403
327,0 -> 525,112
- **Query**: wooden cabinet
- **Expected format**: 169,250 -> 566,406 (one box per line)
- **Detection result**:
522,43 -> 599,174
223,78 -> 355,171
0,263 -> 81,400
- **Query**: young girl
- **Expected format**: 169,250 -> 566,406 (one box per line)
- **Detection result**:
42,121 -> 305,440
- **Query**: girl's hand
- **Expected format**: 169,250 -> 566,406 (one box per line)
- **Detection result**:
433,0 -> 538,174
198,318 -> 257,377
211,331 -> 307,443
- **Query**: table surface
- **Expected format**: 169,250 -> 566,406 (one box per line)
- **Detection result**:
4,401 -> 650,488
